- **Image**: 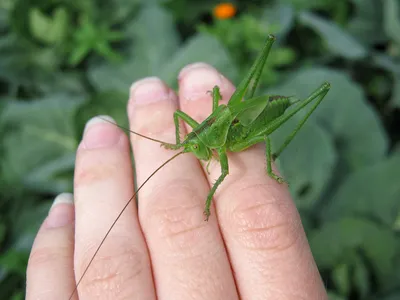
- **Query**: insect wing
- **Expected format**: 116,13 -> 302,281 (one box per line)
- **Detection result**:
193,105 -> 235,148
230,95 -> 270,126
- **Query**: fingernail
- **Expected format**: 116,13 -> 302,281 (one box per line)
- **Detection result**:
178,63 -> 223,101
129,77 -> 170,105
83,115 -> 121,149
45,193 -> 74,228
178,62 -> 215,79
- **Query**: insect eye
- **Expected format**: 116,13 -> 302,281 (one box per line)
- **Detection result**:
193,144 -> 198,149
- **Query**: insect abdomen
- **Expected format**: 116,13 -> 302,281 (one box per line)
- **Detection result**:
226,96 -> 291,146
249,96 -> 291,134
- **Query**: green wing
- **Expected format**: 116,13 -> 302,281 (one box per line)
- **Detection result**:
193,105 -> 235,148
230,95 -> 271,126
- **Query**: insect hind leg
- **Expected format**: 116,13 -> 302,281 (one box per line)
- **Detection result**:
271,83 -> 330,159
265,136 -> 286,183
227,135 -> 286,184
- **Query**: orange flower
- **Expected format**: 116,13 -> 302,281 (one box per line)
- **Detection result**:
213,3 -> 237,19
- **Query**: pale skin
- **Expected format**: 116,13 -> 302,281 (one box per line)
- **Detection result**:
26,63 -> 328,300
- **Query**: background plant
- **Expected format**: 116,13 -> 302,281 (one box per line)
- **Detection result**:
1,0 -> 399,299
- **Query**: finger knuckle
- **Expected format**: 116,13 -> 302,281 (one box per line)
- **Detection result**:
135,112 -> 176,139
143,183 -> 211,254
128,88 -> 177,140
28,246 -> 70,270
78,239 -> 146,297
226,184 -> 302,253
74,150 -> 120,189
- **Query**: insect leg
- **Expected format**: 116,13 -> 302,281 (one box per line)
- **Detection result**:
211,85 -> 222,112
204,147 -> 229,220
228,136 -> 285,184
173,110 -> 200,143
271,83 -> 330,159
228,34 -> 276,106
228,135 -> 263,152
250,83 -> 330,144
265,136 -> 285,183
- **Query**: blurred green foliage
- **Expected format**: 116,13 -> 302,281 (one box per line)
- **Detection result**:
1,0 -> 400,299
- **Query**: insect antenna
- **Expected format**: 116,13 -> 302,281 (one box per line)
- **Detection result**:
69,150 -> 185,300
98,116 -> 172,145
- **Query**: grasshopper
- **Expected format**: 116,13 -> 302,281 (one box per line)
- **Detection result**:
70,34 -> 330,299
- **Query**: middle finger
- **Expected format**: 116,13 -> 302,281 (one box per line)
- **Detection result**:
128,77 -> 238,300
178,64 -> 326,299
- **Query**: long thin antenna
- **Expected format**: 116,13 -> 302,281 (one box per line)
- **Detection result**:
69,150 -> 185,300
98,116 -> 172,145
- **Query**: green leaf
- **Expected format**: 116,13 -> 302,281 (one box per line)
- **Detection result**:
0,250 -> 28,276
0,3 -> 9,23
89,31 -> 237,92
390,75 -> 400,108
347,0 -> 385,44
110,0 -> 141,23
159,33 -> 239,88
0,223 -> 5,244
383,0 -> 400,45
11,291 -> 24,300
353,255 -> 370,298
299,11 -> 368,59
323,154 -> 400,226
310,217 -> 399,283
75,90 -> 129,136
327,292 -> 347,300
373,53 -> 400,75
381,293 -> 400,300
68,16 -> 124,65
283,0 -> 332,10
269,68 -> 388,171
0,34 -> 84,94
89,2 -> 238,92
29,8 -> 50,40
88,3 -> 180,91
332,263 -> 351,296
394,143 -> 400,155
29,7 -> 69,45
125,3 -> 181,71
11,201 -> 50,251
0,95 -> 85,194
262,3 -> 295,40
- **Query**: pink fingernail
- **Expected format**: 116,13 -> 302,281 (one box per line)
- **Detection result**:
178,62 -> 215,80
45,193 -> 74,228
130,77 -> 170,104
83,115 -> 121,149
178,64 -> 223,101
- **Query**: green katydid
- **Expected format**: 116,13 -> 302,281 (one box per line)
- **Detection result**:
69,34 -> 330,299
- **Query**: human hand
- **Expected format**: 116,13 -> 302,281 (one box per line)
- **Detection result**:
26,63 -> 328,299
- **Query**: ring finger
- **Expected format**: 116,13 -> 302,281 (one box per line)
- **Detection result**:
73,117 -> 155,299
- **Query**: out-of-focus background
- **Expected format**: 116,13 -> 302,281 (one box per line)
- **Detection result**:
1,0 -> 400,299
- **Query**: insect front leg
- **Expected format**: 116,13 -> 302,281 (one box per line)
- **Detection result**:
266,83 -> 330,159
207,85 -> 222,112
173,110 -> 200,144
204,147 -> 229,220
211,86 -> 222,112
